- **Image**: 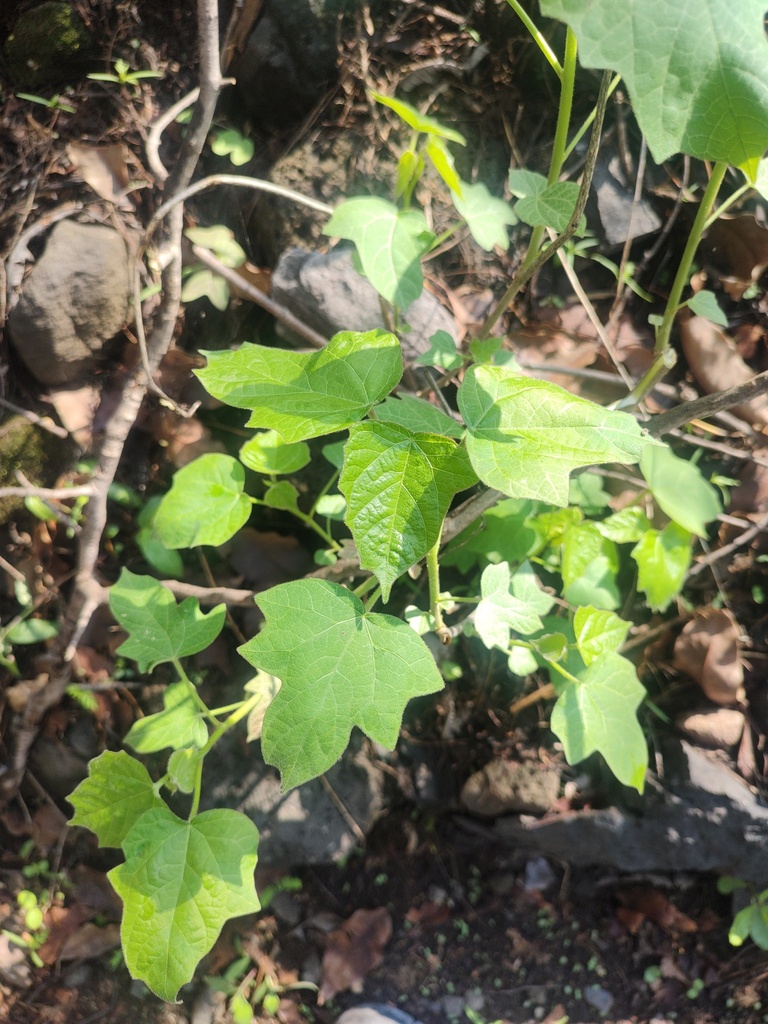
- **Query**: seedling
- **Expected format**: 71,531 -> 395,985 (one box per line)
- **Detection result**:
88,58 -> 161,91
16,92 -> 76,113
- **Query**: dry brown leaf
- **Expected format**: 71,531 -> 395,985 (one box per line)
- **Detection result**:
679,315 -> 768,429
229,262 -> 272,300
318,907 -> 392,1005
704,214 -> 768,300
617,886 -> 697,934
153,411 -> 226,467
59,922 -> 121,962
45,385 -> 100,449
404,902 -> 452,929
676,708 -> 745,749
37,905 -> 89,964
673,609 -> 745,705
66,143 -> 133,208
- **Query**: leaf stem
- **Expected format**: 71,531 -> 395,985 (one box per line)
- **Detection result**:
619,160 -> 729,408
427,536 -> 451,644
563,74 -> 621,161
173,657 -> 219,724
505,0 -> 563,79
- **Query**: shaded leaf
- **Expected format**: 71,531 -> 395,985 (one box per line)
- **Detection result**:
475,560 -> 554,650
370,91 -> 466,144
562,521 -> 620,611
239,431 -> 311,475
415,329 -> 463,371
632,522 -> 692,611
515,181 -> 580,232
452,181 -> 518,250
124,683 -> 208,753
640,445 -> 722,537
68,750 -> 164,849
375,394 -> 464,438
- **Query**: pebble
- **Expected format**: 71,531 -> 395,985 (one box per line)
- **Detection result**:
335,1006 -> 425,1024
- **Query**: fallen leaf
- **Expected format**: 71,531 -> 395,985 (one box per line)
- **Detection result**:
153,411 -> 226,467
38,905 -> 89,964
318,907 -> 393,1004
229,262 -> 272,300
704,214 -> 768,301
615,906 -> 645,934
679,315 -> 768,429
66,143 -> 134,208
673,609 -> 745,705
676,708 -> 745,749
617,886 -> 697,934
59,922 -> 121,961
404,902 -> 452,929
30,802 -> 69,853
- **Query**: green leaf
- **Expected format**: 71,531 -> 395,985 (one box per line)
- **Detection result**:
322,440 -> 347,469
458,364 -> 658,506
340,421 -> 477,599
109,806 -> 260,1002
263,481 -> 300,512
369,91 -> 466,144
110,568 -> 226,672
475,561 -> 554,650
550,652 -> 647,792
375,395 -> 464,438
415,329 -> 463,371
396,149 -> 424,200
323,198 -> 429,308
536,632 -> 569,663
181,269 -> 230,310
426,138 -> 462,195
562,521 -> 620,611
210,129 -> 255,167
167,747 -> 204,794
4,619 -> 59,645
124,683 -> 208,753
196,330 -> 402,443
451,181 -> 517,251
574,606 -> 630,666
315,494 -> 346,519
632,522 -> 692,612
508,168 -> 548,198
568,472 -> 611,515
443,498 -> 539,571
686,290 -> 728,327
469,337 -> 504,364
515,180 -> 580,232
184,225 -> 246,268
240,579 -> 444,789
68,750 -> 165,848
640,445 -> 722,537
239,431 -> 310,475
136,497 -> 185,577
154,454 -> 251,549
729,902 -> 768,949
595,506 -> 651,544
541,0 -> 768,166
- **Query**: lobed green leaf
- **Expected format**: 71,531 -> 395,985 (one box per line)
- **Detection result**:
68,750 -> 165,848
154,454 -> 251,549
124,683 -> 208,753
640,445 -> 722,537
474,560 -> 554,650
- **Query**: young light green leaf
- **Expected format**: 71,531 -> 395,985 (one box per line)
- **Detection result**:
508,168 -> 547,198
315,494 -> 346,519
109,806 -> 260,1002
68,750 -> 165,848
154,454 -> 251,549
263,481 -> 300,512
210,128 -> 255,167
632,522 -> 692,612
594,506 -> 651,544
323,197 -> 429,308
568,472 -> 611,515
375,395 -> 464,438
562,521 -> 620,611
136,497 -> 185,578
110,568 -> 226,672
536,632 -> 569,663
396,149 -> 424,201
729,901 -> 768,949
541,0 -> 768,166
239,431 -> 311,475
340,421 -> 477,599
451,180 -> 518,251
458,364 -> 658,506
197,330 -> 402,443
369,91 -> 466,144
124,683 -> 208,753
184,225 -> 246,267
442,498 -> 539,572
167,747 -> 204,794
240,579 -> 444,789
5,619 -> 59,645
469,337 -> 505,364
415,329 -> 463,372
551,651 -> 647,792
426,138 -> 462,195
640,445 -> 722,537
574,606 -> 630,666
686,290 -> 728,327
515,180 -> 580,232
181,269 -> 230,310
474,560 -> 554,650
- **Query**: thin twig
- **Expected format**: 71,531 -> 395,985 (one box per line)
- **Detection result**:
190,245 -> 329,349
145,87 -> 200,182
647,368 -> 768,436
161,579 -> 256,607
0,485 -> 92,499
688,510 -> 768,579
0,397 -> 69,439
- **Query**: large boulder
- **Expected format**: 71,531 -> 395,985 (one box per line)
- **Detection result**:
8,220 -> 132,386
4,1 -> 93,89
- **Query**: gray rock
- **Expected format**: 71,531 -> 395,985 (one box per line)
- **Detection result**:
202,733 -> 391,865
592,155 -> 661,246
8,220 -> 132,386
271,247 -> 458,362
461,759 -> 560,816
4,2 -> 93,90
488,739 -> 768,886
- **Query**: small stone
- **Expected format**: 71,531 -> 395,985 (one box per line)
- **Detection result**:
584,984 -> 614,1013
522,856 -> 557,892
461,759 -> 560,816
9,220 -> 132,386
676,708 -> 745,749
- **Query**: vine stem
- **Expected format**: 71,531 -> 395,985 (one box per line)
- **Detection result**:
189,691 -> 264,819
619,160 -> 729,408
477,50 -> 615,342
505,0 -> 563,79
426,536 -> 451,645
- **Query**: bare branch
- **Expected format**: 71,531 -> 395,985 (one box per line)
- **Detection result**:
647,368 -> 768,436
